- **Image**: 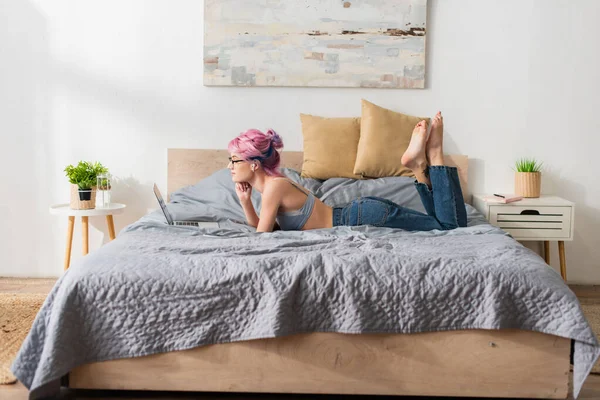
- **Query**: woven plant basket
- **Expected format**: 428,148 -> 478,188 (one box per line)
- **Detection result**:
514,172 -> 541,198
70,184 -> 97,210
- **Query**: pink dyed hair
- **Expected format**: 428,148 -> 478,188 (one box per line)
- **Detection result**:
228,129 -> 285,177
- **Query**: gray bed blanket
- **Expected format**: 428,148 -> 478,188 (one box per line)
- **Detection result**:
11,171 -> 600,399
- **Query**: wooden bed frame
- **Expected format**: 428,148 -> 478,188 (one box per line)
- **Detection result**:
66,149 -> 570,399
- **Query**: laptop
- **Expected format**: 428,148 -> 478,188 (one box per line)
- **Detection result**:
153,184 -> 219,228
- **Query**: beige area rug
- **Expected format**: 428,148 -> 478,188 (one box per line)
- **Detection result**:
0,292 -> 47,384
579,298 -> 600,374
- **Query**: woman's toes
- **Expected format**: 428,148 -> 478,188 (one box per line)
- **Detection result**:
432,112 -> 443,127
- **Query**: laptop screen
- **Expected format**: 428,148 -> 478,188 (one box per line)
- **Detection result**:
153,184 -> 174,225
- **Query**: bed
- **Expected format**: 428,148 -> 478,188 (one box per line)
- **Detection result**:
11,150 -> 600,399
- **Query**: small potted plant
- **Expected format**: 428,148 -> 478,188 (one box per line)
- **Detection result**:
64,161 -> 108,209
514,158 -> 543,198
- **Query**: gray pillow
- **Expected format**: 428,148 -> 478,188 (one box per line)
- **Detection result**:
169,169 -> 253,222
315,175 -> 426,213
168,168 -> 315,222
170,168 -> 426,220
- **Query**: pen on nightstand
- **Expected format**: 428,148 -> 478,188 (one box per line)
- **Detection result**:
493,193 -> 505,198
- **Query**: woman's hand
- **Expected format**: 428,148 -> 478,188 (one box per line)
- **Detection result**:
235,182 -> 252,203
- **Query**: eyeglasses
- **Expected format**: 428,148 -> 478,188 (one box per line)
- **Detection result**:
227,157 -> 245,168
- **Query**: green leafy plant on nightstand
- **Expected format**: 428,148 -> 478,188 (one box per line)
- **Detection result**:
64,161 -> 108,201
513,157 -> 542,198
514,158 -> 543,173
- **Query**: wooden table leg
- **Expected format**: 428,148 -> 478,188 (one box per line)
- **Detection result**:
106,215 -> 116,240
82,216 -> 89,255
544,241 -> 550,264
64,216 -> 75,271
558,241 -> 567,281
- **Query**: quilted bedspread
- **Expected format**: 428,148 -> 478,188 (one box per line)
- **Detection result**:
10,207 -> 600,399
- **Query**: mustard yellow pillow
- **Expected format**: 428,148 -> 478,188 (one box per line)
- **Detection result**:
353,99 -> 430,178
300,114 -> 362,180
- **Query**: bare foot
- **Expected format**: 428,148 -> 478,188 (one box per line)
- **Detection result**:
427,111 -> 444,165
401,120 -> 428,171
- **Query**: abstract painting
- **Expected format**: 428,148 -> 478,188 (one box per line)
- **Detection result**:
204,0 -> 427,88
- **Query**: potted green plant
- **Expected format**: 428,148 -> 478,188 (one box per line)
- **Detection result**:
64,161 -> 108,209
513,158 -> 543,198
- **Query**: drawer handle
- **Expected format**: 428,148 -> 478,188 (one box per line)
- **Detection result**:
520,210 -> 540,215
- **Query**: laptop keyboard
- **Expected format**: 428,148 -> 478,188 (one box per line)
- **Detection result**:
175,221 -> 199,227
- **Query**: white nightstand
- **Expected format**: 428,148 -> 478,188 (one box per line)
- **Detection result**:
49,203 -> 126,271
472,195 -> 574,281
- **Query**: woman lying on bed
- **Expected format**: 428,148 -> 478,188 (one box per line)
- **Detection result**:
228,112 -> 467,233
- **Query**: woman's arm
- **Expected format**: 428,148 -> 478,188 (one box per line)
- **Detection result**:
236,182 -> 260,227
240,200 -> 260,228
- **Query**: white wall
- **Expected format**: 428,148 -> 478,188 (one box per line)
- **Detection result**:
1,0 -> 599,282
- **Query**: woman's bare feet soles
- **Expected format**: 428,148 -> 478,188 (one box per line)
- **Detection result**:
427,111 -> 444,166
401,120 -> 428,171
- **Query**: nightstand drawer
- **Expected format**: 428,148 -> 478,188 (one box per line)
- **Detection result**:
489,205 -> 572,239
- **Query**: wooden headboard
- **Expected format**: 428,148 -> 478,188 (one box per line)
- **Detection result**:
167,149 -> 470,202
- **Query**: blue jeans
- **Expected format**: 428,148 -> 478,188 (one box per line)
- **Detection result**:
332,166 -> 467,231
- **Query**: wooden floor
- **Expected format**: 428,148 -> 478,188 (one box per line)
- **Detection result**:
1,278 -> 599,400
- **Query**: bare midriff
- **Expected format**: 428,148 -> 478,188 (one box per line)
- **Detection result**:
301,200 -> 334,230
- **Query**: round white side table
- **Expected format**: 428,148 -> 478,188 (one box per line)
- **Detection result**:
49,203 -> 126,271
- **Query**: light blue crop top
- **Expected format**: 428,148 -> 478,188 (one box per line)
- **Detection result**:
275,179 -> 315,231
